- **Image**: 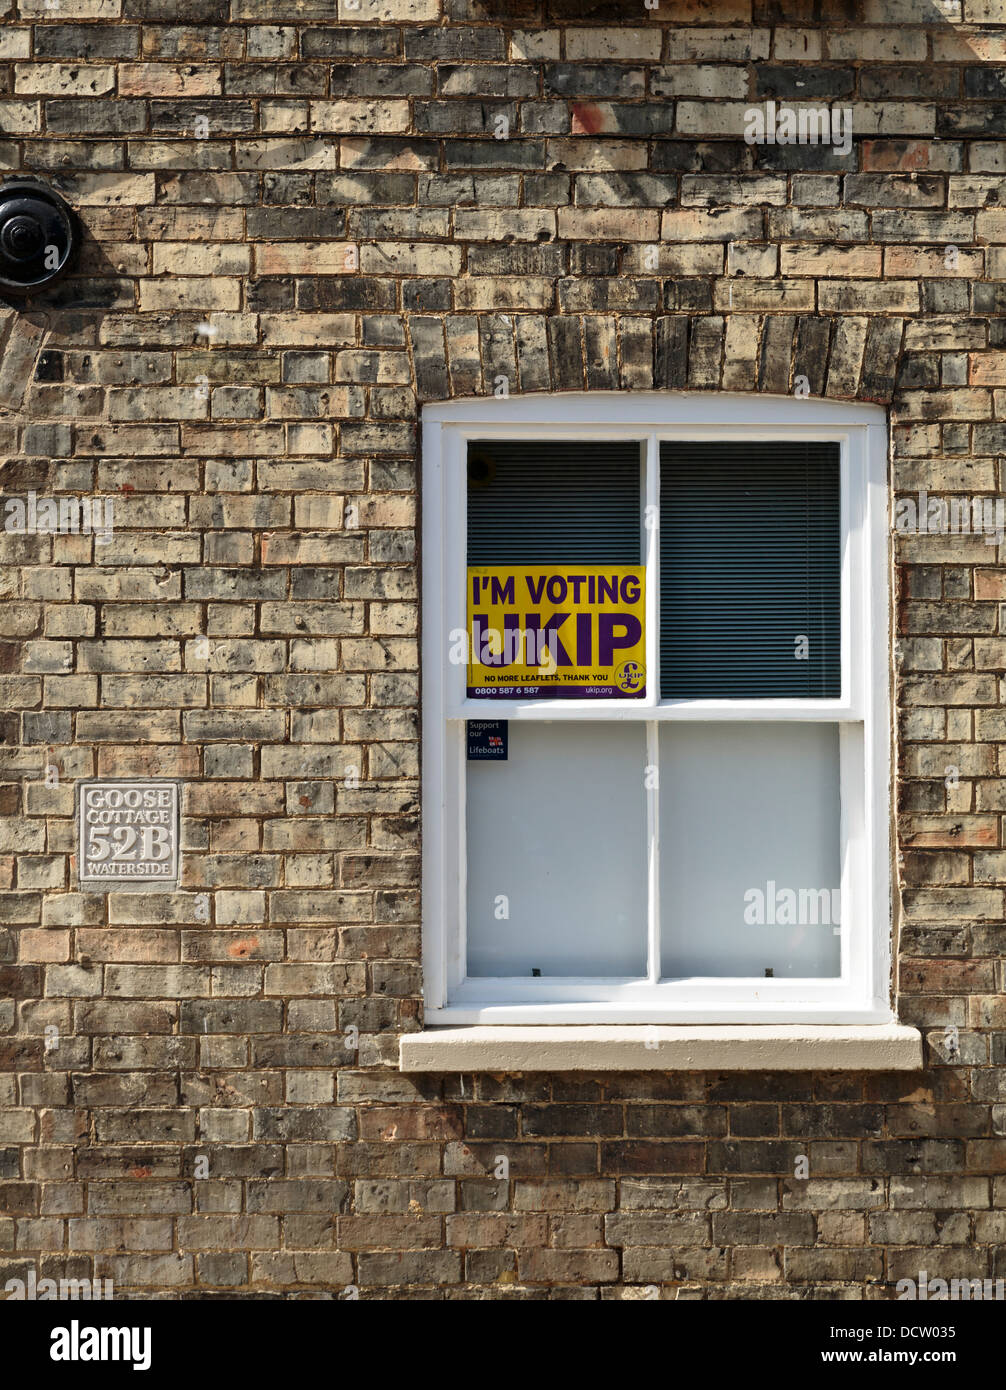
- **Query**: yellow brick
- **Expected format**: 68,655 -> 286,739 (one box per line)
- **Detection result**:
14,63 -> 115,95
565,27 -> 662,61
151,244 -> 251,276
969,357 -> 1006,386
138,279 -> 242,312
887,247 -> 983,277
117,64 -> 222,97
453,279 -> 554,311
557,208 -> 660,240
818,280 -> 920,312
713,279 -> 815,311
311,101 -> 410,134
780,245 -> 883,277
254,243 -> 358,275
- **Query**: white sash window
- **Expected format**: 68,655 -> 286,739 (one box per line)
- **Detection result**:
422,394 -> 891,1025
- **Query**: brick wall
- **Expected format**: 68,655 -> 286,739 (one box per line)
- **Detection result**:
1,0 -> 1005,1298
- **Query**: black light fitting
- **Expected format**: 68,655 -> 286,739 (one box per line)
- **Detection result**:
0,181 -> 79,296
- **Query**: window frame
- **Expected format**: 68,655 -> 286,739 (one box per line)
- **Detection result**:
422,393 -> 892,1026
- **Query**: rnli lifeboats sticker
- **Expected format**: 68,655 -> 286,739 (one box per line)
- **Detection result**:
466,719 -> 508,760
466,565 -> 646,699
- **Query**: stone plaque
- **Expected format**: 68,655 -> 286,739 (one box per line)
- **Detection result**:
78,780 -> 180,889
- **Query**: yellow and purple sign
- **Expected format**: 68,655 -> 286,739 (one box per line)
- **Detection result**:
466,565 -> 646,699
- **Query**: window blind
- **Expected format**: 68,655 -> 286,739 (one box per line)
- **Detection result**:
467,441 -> 642,563
659,441 -> 841,699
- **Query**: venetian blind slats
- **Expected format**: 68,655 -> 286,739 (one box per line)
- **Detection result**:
659,441 -> 841,699
466,441 -> 642,563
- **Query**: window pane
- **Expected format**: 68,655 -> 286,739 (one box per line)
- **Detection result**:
468,441 -> 641,563
466,723 -> 647,976
659,441 -> 840,698
659,723 -> 842,979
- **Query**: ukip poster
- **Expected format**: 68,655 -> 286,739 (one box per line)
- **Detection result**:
466,565 -> 646,699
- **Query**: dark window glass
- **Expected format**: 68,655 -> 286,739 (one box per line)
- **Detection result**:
659,441 -> 841,698
467,441 -> 641,563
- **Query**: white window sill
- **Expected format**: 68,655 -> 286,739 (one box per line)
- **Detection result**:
399,1023 -> 924,1073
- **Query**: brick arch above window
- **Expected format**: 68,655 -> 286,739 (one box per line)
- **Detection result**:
407,311 -> 920,406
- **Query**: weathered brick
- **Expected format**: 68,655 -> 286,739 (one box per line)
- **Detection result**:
0,0 -> 998,1305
